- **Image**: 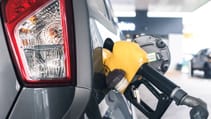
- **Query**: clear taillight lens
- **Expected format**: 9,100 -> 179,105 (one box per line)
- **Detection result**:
2,0 -> 71,84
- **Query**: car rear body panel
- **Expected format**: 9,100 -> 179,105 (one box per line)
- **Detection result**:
0,14 -> 20,119
0,0 -> 92,118
9,87 -> 74,119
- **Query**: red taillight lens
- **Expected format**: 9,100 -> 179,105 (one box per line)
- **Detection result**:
2,0 -> 71,84
4,0 -> 48,23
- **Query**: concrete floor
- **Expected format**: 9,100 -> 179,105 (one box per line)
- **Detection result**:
135,71 -> 211,119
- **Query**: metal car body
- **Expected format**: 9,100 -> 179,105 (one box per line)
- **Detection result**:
0,0 -> 128,118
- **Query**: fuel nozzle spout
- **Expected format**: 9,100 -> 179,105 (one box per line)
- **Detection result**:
171,88 -> 209,119
137,64 -> 209,119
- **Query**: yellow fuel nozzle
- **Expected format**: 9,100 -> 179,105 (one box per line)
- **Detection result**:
103,41 -> 148,93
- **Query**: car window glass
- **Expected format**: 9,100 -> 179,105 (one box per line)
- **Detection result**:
207,49 -> 211,54
197,49 -> 205,56
201,49 -> 207,55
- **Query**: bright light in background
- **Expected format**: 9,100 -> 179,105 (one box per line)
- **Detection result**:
182,1 -> 211,54
183,1 -> 211,28
118,21 -> 136,31
147,0 -> 208,18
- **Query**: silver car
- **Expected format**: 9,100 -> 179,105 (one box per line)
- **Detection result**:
0,0 -> 129,118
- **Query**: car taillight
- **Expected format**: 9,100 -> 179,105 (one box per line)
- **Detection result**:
2,0 -> 72,85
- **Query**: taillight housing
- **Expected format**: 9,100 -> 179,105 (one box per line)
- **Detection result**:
2,0 -> 73,85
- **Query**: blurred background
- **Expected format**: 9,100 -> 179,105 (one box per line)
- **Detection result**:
109,0 -> 211,118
